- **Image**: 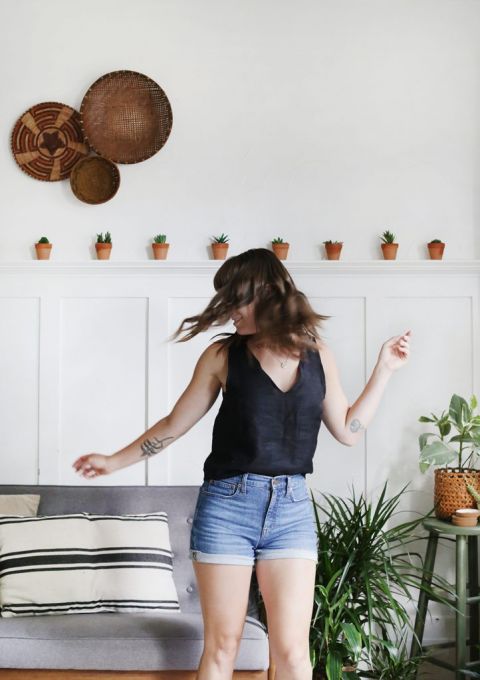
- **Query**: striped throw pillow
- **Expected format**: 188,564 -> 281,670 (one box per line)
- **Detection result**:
0,512 -> 180,617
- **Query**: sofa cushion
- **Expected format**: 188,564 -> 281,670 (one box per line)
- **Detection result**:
0,511 -> 180,617
0,494 -> 40,516
0,612 -> 269,670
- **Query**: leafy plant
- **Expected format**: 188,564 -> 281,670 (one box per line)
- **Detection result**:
96,231 -> 112,244
323,240 -> 343,245
211,233 -> 229,243
272,237 -> 286,244
37,236 -> 49,244
428,239 -> 443,244
153,234 -> 167,243
307,482 -> 454,679
380,230 -> 396,244
418,394 -> 480,472
361,631 -> 428,680
466,482 -> 480,508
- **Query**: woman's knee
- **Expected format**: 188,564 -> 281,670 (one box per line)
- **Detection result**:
203,632 -> 243,663
271,641 -> 311,670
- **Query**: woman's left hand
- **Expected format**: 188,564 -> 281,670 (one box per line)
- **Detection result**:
377,329 -> 412,373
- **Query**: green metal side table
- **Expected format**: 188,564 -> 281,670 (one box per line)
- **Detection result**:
410,518 -> 480,679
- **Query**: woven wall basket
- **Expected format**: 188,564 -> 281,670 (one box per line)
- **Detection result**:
11,102 -> 89,181
70,156 -> 120,204
434,467 -> 480,519
80,70 -> 173,164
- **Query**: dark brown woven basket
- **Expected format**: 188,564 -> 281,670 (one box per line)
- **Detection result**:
80,70 -> 173,164
70,155 -> 120,204
434,467 -> 480,519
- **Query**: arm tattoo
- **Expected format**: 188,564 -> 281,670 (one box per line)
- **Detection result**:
349,418 -> 365,433
140,435 -> 175,458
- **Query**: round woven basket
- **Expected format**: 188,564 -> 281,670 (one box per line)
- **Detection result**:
434,467 -> 480,519
70,155 -> 120,204
11,101 -> 88,181
80,70 -> 173,164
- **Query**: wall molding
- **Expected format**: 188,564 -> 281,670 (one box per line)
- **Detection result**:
0,260 -> 479,277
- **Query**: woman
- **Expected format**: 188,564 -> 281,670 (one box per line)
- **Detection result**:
72,248 -> 411,680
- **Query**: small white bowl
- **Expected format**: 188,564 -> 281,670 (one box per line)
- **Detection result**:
455,508 -> 480,517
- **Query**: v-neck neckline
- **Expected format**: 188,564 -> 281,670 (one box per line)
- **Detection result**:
244,340 -> 304,395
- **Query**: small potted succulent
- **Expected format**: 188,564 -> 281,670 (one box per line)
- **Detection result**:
427,238 -> 445,260
35,236 -> 52,260
380,229 -> 398,260
152,234 -> 170,260
323,240 -> 343,260
418,393 -> 480,519
95,232 -> 112,260
211,233 -> 229,260
271,237 -> 289,260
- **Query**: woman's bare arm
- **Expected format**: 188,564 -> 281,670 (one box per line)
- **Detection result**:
108,343 -> 224,472
318,342 -> 393,447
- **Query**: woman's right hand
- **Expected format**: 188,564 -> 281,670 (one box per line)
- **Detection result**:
72,454 -> 114,479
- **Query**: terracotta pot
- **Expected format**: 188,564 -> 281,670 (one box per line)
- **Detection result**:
272,243 -> 290,260
211,243 -> 229,260
434,467 -> 480,519
428,242 -> 445,260
324,243 -> 343,260
35,243 -> 52,260
152,243 -> 170,260
381,243 -> 398,260
95,243 -> 112,260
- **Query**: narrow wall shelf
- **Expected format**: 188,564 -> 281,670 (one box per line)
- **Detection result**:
0,260 -> 479,276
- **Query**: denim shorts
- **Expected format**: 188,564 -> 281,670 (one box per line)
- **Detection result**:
189,472 -> 318,566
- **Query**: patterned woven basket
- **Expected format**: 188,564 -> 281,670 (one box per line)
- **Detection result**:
434,467 -> 480,519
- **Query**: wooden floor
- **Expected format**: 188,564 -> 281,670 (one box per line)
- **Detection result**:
0,668 -> 274,680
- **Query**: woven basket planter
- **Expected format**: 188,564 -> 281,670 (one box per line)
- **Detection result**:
434,467 -> 480,519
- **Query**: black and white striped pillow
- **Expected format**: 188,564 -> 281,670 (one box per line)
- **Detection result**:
0,512 -> 180,617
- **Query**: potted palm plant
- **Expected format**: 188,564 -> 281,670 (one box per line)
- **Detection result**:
152,234 -> 170,260
258,482 -> 453,679
35,236 -> 52,260
418,393 -> 480,519
380,230 -> 398,260
271,237 -> 290,260
323,240 -> 343,260
95,232 -> 112,260
211,233 -> 229,260
427,238 -> 445,260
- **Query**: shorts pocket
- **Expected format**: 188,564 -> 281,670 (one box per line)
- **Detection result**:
289,481 -> 311,502
201,478 -> 240,498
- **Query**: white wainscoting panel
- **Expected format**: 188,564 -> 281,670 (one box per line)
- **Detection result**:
0,298 -> 39,483
59,297 -> 149,485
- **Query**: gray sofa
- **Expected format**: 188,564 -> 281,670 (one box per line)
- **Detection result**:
0,484 -> 271,679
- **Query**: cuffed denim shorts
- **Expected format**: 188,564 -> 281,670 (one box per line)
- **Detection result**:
189,472 -> 318,566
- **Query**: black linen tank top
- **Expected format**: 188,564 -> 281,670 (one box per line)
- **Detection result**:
202,334 -> 326,480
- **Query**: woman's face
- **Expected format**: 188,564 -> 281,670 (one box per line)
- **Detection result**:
231,300 -> 256,334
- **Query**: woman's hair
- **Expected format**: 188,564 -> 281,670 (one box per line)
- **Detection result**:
168,248 -> 331,358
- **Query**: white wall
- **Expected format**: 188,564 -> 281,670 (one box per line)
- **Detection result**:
1,0 -> 480,260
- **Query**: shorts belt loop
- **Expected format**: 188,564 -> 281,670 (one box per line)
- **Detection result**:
241,473 -> 247,494
286,476 -> 293,497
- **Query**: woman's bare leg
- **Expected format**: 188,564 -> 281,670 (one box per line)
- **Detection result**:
193,561 -> 254,679
255,558 -> 316,680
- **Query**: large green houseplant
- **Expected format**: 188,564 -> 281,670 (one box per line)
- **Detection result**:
254,481 -> 454,679
418,394 -> 480,518
307,482 -> 453,679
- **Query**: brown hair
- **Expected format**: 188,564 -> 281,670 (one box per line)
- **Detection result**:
168,248 -> 331,359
